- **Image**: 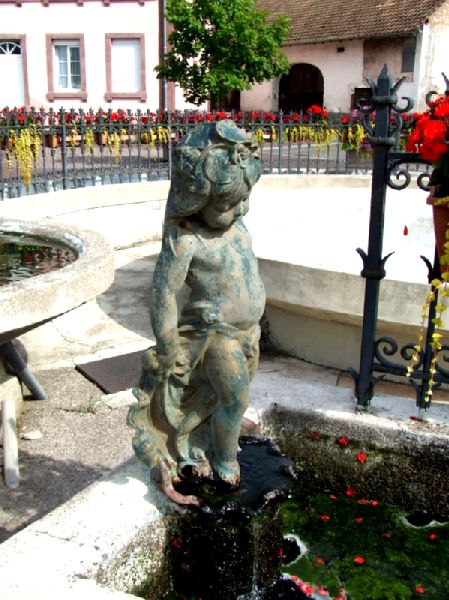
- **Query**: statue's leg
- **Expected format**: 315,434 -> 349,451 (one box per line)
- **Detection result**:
176,399 -> 215,478
203,335 -> 250,486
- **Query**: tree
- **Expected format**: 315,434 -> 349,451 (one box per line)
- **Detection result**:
156,0 -> 291,106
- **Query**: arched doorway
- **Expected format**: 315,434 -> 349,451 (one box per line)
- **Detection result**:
279,63 -> 324,113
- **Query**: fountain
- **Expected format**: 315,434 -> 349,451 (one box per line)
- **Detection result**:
0,217 -> 114,487
127,121 -> 296,597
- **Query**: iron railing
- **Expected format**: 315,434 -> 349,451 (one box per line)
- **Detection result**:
349,65 -> 448,411
0,106 -> 413,199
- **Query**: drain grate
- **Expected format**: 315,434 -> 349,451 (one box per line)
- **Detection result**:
75,350 -> 144,394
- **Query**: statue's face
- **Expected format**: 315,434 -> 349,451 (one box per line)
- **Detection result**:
199,192 -> 249,229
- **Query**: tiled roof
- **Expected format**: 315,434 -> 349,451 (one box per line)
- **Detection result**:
256,0 -> 447,45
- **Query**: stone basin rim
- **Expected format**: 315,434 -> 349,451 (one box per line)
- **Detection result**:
0,218 -> 114,343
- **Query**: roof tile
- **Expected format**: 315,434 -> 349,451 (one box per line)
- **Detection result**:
256,0 -> 447,44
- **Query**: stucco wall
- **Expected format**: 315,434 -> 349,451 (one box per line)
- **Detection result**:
242,40 -> 364,113
420,0 -> 449,108
1,1 -> 160,109
0,1 -> 165,110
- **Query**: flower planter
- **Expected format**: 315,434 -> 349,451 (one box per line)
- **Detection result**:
95,132 -> 110,146
44,134 -> 60,149
119,133 -> 138,144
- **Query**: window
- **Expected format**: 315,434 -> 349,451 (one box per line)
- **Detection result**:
111,39 -> 140,92
402,37 -> 416,74
54,41 -> 81,91
46,34 -> 87,102
105,34 -> 147,102
0,40 -> 21,56
0,36 -> 29,107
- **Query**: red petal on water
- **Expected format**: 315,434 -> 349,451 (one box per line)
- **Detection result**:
356,452 -> 367,464
415,585 -> 425,594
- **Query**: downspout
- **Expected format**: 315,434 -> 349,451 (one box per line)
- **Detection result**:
161,0 -> 168,112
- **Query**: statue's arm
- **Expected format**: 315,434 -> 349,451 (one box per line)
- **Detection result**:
150,232 -> 194,370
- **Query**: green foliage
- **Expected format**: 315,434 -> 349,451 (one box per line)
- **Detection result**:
156,0 -> 290,105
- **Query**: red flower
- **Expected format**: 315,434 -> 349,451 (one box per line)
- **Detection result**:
358,498 -> 368,505
407,104 -> 449,164
356,452 -> 367,464
427,532 -> 437,541
320,514 -> 331,521
345,488 -> 356,497
354,517 -> 364,524
329,494 -> 338,500
338,436 -> 349,446
371,500 -> 379,506
353,556 -> 365,564
299,583 -> 314,595
314,557 -> 325,565
435,101 -> 449,118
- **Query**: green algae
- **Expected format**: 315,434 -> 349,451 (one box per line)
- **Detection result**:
282,484 -> 449,599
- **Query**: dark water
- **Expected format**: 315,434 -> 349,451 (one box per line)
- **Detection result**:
0,232 -> 77,286
281,485 -> 449,599
162,467 -> 449,600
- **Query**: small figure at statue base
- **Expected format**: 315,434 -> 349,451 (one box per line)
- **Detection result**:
127,120 -> 265,504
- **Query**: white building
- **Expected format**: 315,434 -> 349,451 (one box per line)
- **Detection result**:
0,0 -> 196,111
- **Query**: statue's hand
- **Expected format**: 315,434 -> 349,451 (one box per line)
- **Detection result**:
155,346 -> 189,380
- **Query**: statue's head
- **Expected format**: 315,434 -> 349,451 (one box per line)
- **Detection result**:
165,120 -> 261,224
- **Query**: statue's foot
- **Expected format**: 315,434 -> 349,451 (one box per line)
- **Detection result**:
178,459 -> 212,480
213,460 -> 241,488
160,460 -> 200,506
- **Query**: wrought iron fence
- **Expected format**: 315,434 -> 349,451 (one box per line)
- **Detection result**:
0,106 -> 417,199
349,66 -> 448,412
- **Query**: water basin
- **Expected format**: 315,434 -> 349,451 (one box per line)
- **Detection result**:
0,231 -> 77,286
0,218 -> 114,344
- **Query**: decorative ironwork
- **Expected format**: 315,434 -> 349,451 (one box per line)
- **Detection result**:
350,65 -> 449,410
0,106 -> 392,199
